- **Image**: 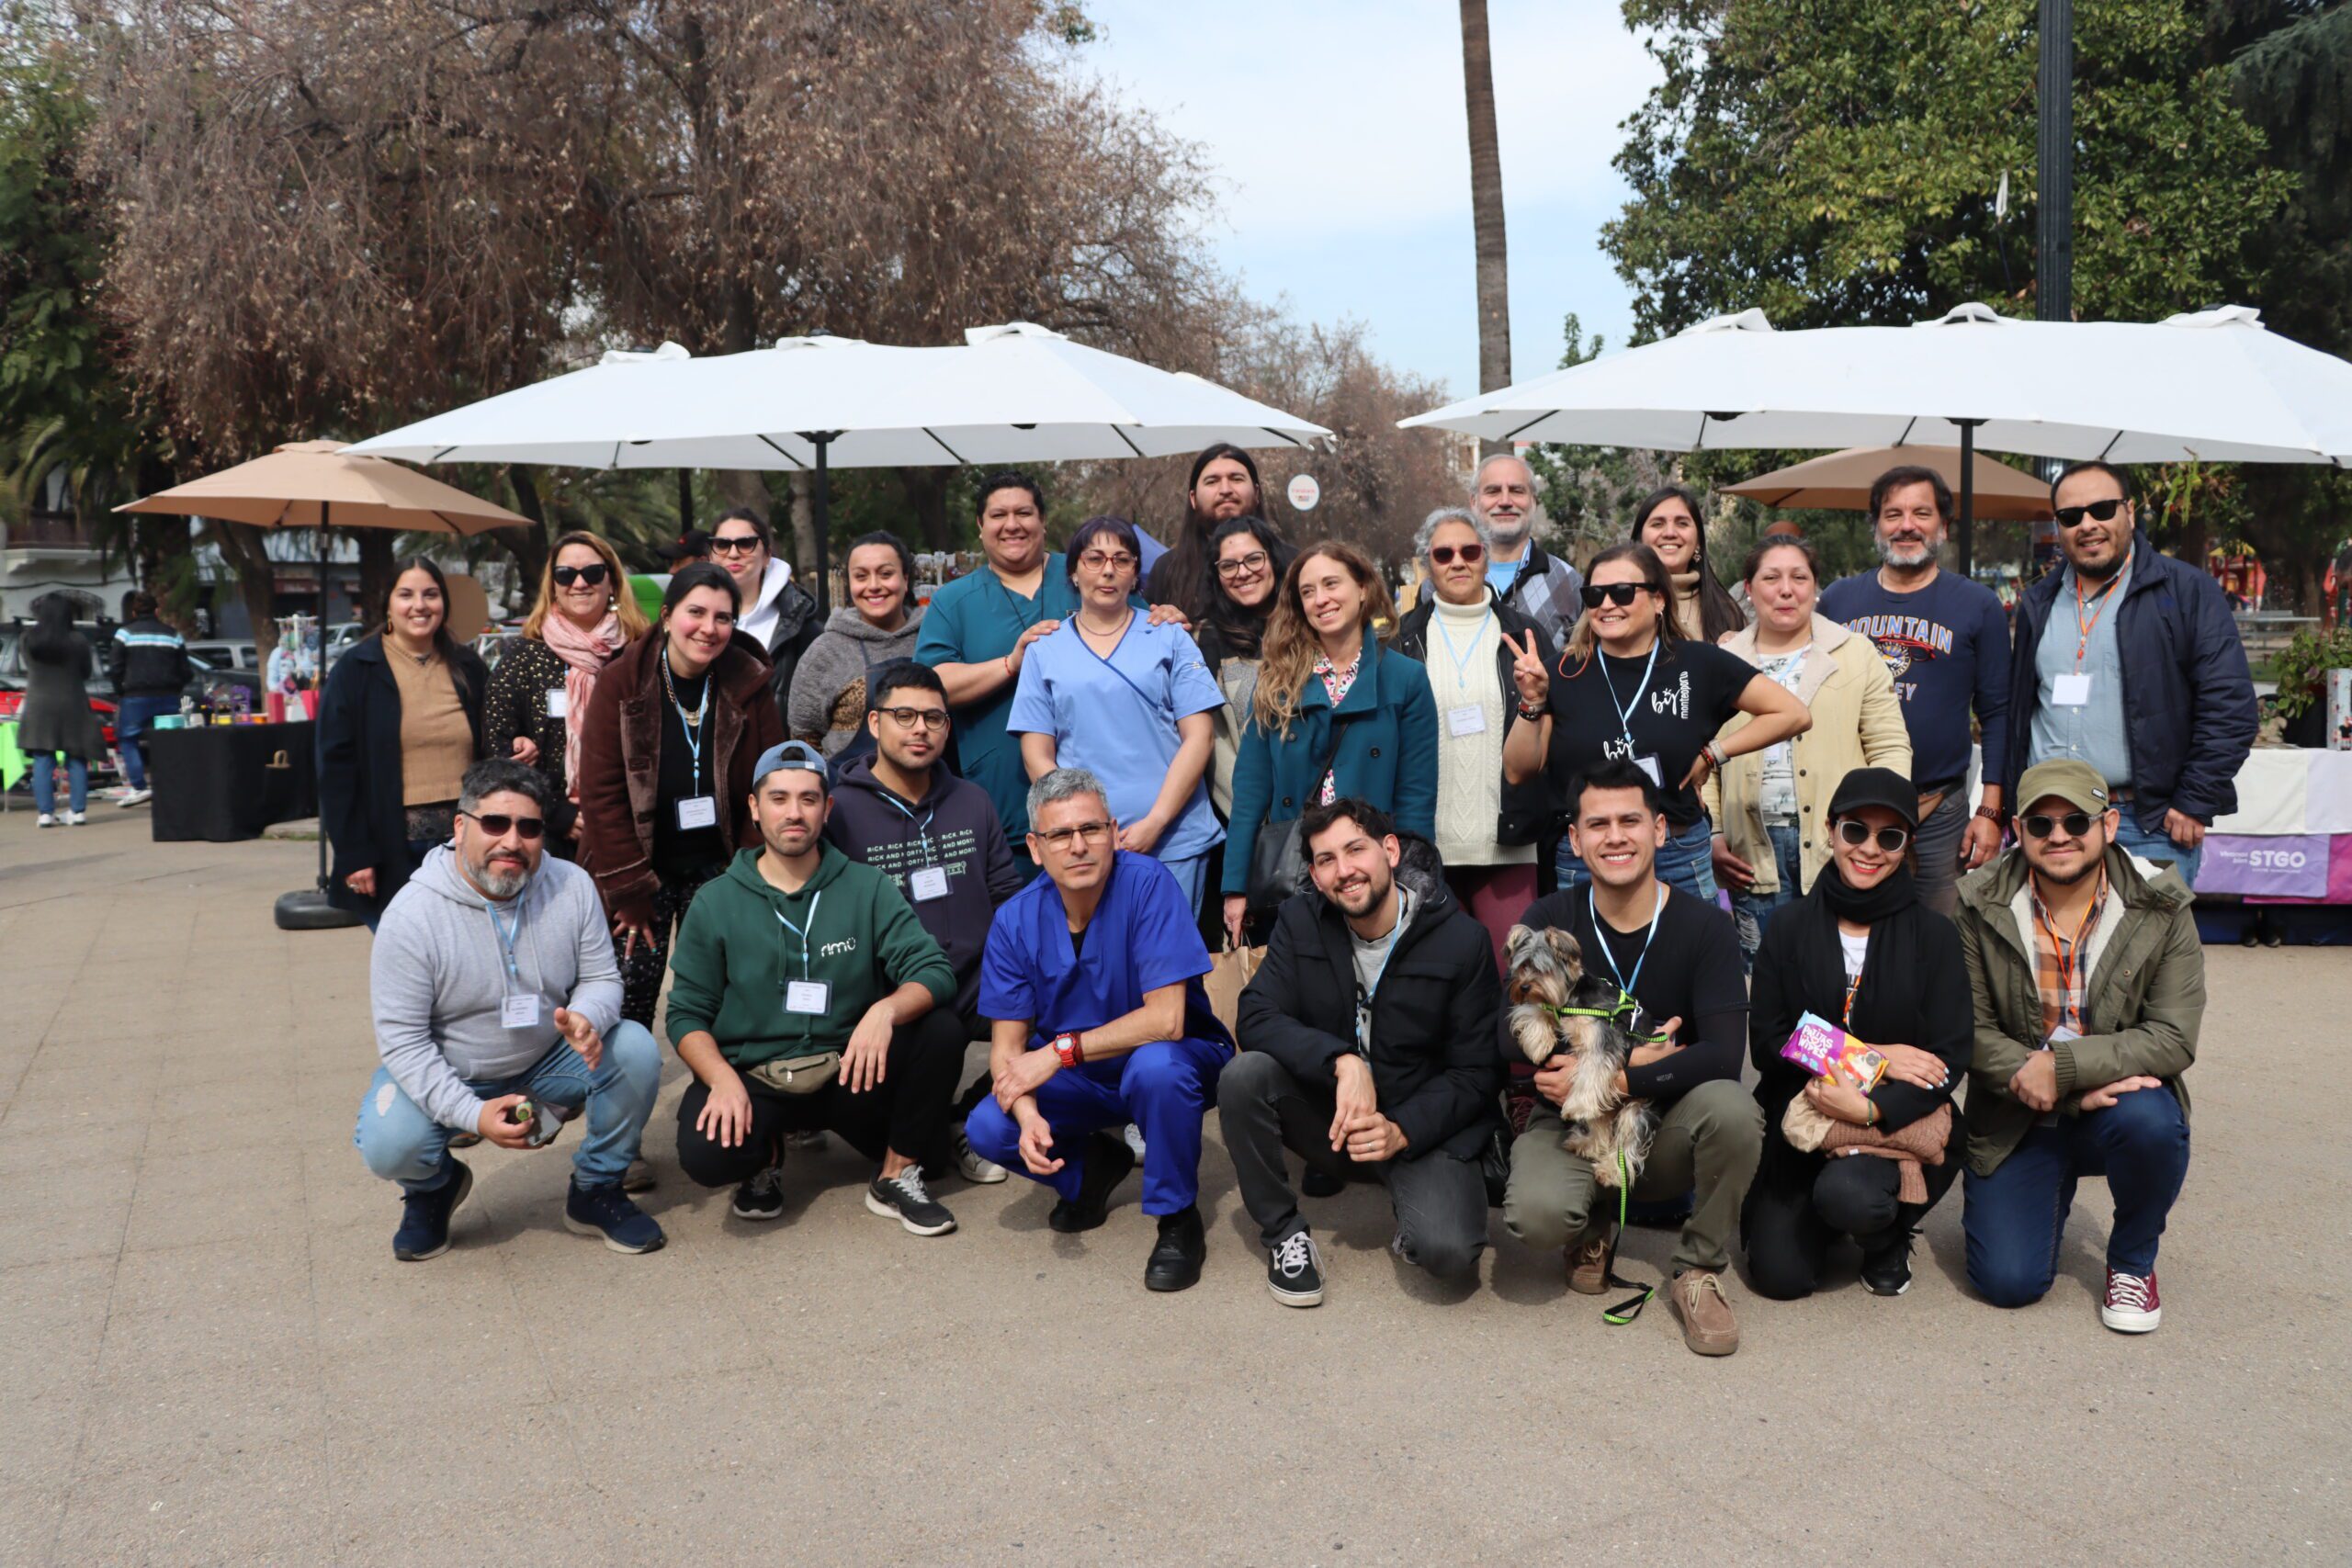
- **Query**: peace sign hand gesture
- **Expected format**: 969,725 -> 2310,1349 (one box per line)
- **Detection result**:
1507,629 -> 1550,710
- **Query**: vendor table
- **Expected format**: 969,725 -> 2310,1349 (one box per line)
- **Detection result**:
148,721 -> 319,842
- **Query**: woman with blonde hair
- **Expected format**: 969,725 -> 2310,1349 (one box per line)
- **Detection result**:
1219,539 -> 1437,947
485,530 -> 648,854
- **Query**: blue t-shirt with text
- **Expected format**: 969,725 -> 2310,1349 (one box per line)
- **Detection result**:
1817,570 -> 2012,790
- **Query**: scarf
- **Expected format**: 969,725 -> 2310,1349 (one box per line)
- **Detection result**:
1778,863 -> 1928,1107
541,610 -> 625,799
1781,1097 -> 1952,1204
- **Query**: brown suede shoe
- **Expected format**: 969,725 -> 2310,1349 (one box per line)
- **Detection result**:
1668,1269 -> 1740,1356
1567,1226 -> 1616,1295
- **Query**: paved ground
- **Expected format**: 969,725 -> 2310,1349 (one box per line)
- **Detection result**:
2,804 -> 2346,1565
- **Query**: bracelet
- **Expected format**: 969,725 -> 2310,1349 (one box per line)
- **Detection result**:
1516,702 -> 1546,723
1973,804 -> 2007,825
1003,653 -> 1015,678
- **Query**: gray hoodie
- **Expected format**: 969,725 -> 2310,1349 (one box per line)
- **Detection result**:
369,845 -> 624,1129
786,603 -> 926,755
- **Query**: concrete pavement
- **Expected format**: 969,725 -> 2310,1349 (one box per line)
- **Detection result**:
1,804 -> 2346,1564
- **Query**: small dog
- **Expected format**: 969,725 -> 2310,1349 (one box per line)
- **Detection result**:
1504,924 -> 1655,1189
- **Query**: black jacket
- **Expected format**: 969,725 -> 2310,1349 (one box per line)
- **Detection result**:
2003,529 -> 2256,831
108,615 -> 191,699
1236,840 -> 1503,1159
761,581 -> 821,738
318,633 -> 488,917
1391,589 -> 1553,845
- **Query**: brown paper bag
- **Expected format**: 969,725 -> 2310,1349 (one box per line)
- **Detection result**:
1204,945 -> 1262,1037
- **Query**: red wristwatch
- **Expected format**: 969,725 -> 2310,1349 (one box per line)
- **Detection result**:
1051,1032 -> 1084,1068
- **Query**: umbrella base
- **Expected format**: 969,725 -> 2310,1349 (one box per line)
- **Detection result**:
276,887 -> 363,931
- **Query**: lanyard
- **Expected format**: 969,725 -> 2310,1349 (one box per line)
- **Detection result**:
988,568 -> 1049,638
1843,971 -> 1864,1029
772,891 -> 823,984
2032,872 -> 2105,1026
1597,642 -> 1659,753
1588,883 -> 1666,1007
1430,606 -> 1493,689
879,790 -> 938,867
485,900 -> 525,992
2071,560 -> 2124,665
662,655 -> 709,790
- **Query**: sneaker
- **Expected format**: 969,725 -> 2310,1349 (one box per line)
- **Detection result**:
786,1128 -> 828,1153
64,810 -> 86,826
622,1156 -> 657,1193
563,1181 -> 666,1254
1047,1132 -> 1136,1234
1668,1269 -> 1741,1357
1567,1225 -> 1617,1296
730,1162 -> 786,1222
1302,1164 -> 1346,1199
35,814 -> 54,829
118,787 -> 153,807
1860,1230 -> 1915,1297
1267,1229 -> 1325,1307
956,1128 -> 1008,1184
865,1168 -> 957,1235
391,1159 -> 474,1261
2101,1268 -> 2162,1333
448,1130 -> 483,1150
1144,1205 -> 1206,1292
1122,1122 -> 1148,1160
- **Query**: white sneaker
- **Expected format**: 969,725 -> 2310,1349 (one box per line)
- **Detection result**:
1123,1122 -> 1148,1160
956,1129 -> 1008,1184
64,810 -> 86,826
36,814 -> 55,828
118,788 -> 152,807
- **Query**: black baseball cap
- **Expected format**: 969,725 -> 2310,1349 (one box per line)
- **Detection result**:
1826,766 -> 1920,830
657,529 -> 713,562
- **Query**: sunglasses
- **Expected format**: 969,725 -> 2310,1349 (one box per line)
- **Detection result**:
1580,581 -> 1649,609
1834,819 -> 1910,852
876,705 -> 949,730
551,562 -> 610,588
2053,497 -> 2126,529
710,534 -> 764,555
1216,550 -> 1271,579
460,809 -> 545,840
2021,810 -> 2098,840
1430,542 -> 1487,567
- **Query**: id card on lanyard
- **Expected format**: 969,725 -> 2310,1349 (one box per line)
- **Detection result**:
1432,606 -> 1493,739
665,657 -> 717,829
775,893 -> 831,1015
881,791 -> 950,901
1599,644 -> 1664,787
1589,883 -> 1666,1028
487,901 -> 542,1029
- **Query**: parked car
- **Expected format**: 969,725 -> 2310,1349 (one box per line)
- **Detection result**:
187,639 -> 259,671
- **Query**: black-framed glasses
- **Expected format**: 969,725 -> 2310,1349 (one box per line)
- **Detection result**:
1430,542 -> 1487,566
1580,581 -> 1647,609
2054,498 -> 2126,529
2021,810 -> 2098,840
1035,820 -> 1112,850
877,705 -> 949,731
710,534 -> 764,555
1834,819 -> 1910,852
460,809 -> 546,840
1216,550 -> 1271,579
551,563 -> 610,587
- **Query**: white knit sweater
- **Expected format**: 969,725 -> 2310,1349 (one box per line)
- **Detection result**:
1425,597 -> 1534,868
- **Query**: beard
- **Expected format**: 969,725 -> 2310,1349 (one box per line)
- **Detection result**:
1482,497 -> 1546,551
469,852 -> 530,900
1874,531 -> 1939,570
1329,867 -> 1393,919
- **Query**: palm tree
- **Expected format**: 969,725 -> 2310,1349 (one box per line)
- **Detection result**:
1459,0 -> 1511,457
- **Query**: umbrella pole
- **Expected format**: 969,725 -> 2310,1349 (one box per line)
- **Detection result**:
805,431 -> 840,618
1956,422 -> 1979,580
315,513 -> 330,896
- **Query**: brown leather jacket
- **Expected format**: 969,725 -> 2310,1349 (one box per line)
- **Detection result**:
575,629 -> 781,929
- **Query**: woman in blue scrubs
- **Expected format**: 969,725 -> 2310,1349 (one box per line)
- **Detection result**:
1008,516 -> 1227,914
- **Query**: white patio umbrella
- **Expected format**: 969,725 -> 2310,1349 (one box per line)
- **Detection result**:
351,323 -> 1332,610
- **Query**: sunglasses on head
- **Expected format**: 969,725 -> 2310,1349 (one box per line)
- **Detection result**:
2021,810 -> 2098,840
1580,581 -> 1648,609
460,809 -> 545,840
1430,542 -> 1486,567
2054,497 -> 2126,529
551,562 -> 610,588
710,533 -> 764,555
1834,819 -> 1910,852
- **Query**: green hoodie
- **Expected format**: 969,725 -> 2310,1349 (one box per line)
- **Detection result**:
666,844 -> 956,1067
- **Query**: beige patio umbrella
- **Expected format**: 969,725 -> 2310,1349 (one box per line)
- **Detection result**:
1724,445 -> 2054,523
118,440 -> 531,929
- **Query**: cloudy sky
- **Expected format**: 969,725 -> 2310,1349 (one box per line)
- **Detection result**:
1082,0 -> 1662,402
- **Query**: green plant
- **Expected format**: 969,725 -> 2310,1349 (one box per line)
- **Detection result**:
2272,624 -> 2352,719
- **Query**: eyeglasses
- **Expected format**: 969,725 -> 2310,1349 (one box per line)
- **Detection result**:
1077,551 -> 1138,573
1035,820 -> 1112,851
710,534 -> 764,555
2021,810 -> 2098,840
2053,498 -> 2126,529
1834,819 -> 1910,852
551,563 -> 610,588
877,706 -> 949,731
460,809 -> 545,840
1216,550 -> 1271,579
1580,581 -> 1649,609
1430,542 -> 1486,567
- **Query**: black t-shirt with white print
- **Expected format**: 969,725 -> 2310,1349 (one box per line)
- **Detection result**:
1543,638 -> 1753,829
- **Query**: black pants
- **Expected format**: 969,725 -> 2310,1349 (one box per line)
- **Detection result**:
675,1010 -> 967,1188
620,860 -> 728,1030
1216,1050 -> 1488,1280
1740,1134 -> 1959,1301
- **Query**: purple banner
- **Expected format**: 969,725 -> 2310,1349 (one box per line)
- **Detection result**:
2195,834 -> 2332,898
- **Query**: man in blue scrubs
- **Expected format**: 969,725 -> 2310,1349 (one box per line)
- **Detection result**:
964,766 -> 1235,1291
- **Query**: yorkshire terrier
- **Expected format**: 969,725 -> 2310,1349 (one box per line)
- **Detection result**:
1504,924 -> 1656,1189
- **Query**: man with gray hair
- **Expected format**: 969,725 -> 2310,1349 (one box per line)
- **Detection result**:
1469,451 -> 1583,653
355,759 -> 665,1260
964,767 -> 1237,1291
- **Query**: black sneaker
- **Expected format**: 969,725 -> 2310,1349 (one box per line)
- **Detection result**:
1302,1164 -> 1345,1199
865,1168 -> 957,1236
1047,1133 -> 1136,1234
1145,1205 -> 1206,1292
730,1162 -> 786,1222
1860,1229 -> 1914,1297
391,1159 -> 473,1261
563,1181 -> 666,1254
1267,1229 -> 1325,1307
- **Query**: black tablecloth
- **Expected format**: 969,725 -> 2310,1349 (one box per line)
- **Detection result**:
149,722 -> 319,842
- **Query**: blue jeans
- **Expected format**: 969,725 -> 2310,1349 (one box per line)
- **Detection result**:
354,1022 -> 662,1192
1555,814 -> 1721,903
964,1035 -> 1228,1215
1962,1084 -> 2190,1304
114,695 -> 179,791
1729,821 -> 1804,960
2115,812 -> 2203,890
32,754 -> 88,815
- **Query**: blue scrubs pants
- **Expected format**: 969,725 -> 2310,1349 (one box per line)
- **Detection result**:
966,1035 -> 1228,1215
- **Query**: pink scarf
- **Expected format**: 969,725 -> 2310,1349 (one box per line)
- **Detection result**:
541,610 -> 624,800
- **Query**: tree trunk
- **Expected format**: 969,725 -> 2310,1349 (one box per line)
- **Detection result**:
356,531 -> 399,627
489,524 -> 549,619
1460,0 -> 1512,457
899,468 -> 956,551
216,523 -> 283,666
787,472 -> 817,579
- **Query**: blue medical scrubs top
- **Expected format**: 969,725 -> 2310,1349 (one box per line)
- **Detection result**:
915,556 -> 1085,845
1004,616 -> 1228,864
978,852 -> 1234,1061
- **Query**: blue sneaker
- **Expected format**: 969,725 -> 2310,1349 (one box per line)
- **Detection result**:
392,1159 -> 474,1261
563,1180 -> 666,1255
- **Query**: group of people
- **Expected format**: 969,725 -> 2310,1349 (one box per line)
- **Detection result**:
340,448 -> 2250,1357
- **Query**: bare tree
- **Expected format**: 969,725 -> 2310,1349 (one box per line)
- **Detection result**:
1458,0 -> 1511,452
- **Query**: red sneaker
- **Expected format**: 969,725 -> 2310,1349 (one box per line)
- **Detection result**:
2101,1268 -> 2161,1333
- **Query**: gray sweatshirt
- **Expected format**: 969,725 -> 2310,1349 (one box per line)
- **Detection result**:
369,845 -> 624,1129
786,603 -> 926,754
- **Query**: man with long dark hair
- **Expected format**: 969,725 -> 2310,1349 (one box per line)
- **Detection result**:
1144,443 -> 1268,624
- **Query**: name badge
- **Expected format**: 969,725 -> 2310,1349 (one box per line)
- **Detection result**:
910,865 -> 951,902
784,979 -> 832,1015
2052,673 -> 2092,707
1446,705 -> 1487,738
2044,1022 -> 2080,1049
545,688 -> 569,718
1634,754 -> 1663,786
676,795 -> 718,829
501,994 -> 543,1030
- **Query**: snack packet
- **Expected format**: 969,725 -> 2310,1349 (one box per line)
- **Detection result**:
1780,1011 -> 1889,1092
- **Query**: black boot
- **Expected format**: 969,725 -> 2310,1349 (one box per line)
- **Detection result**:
1144,1205 -> 1206,1292
1048,1132 -> 1136,1234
